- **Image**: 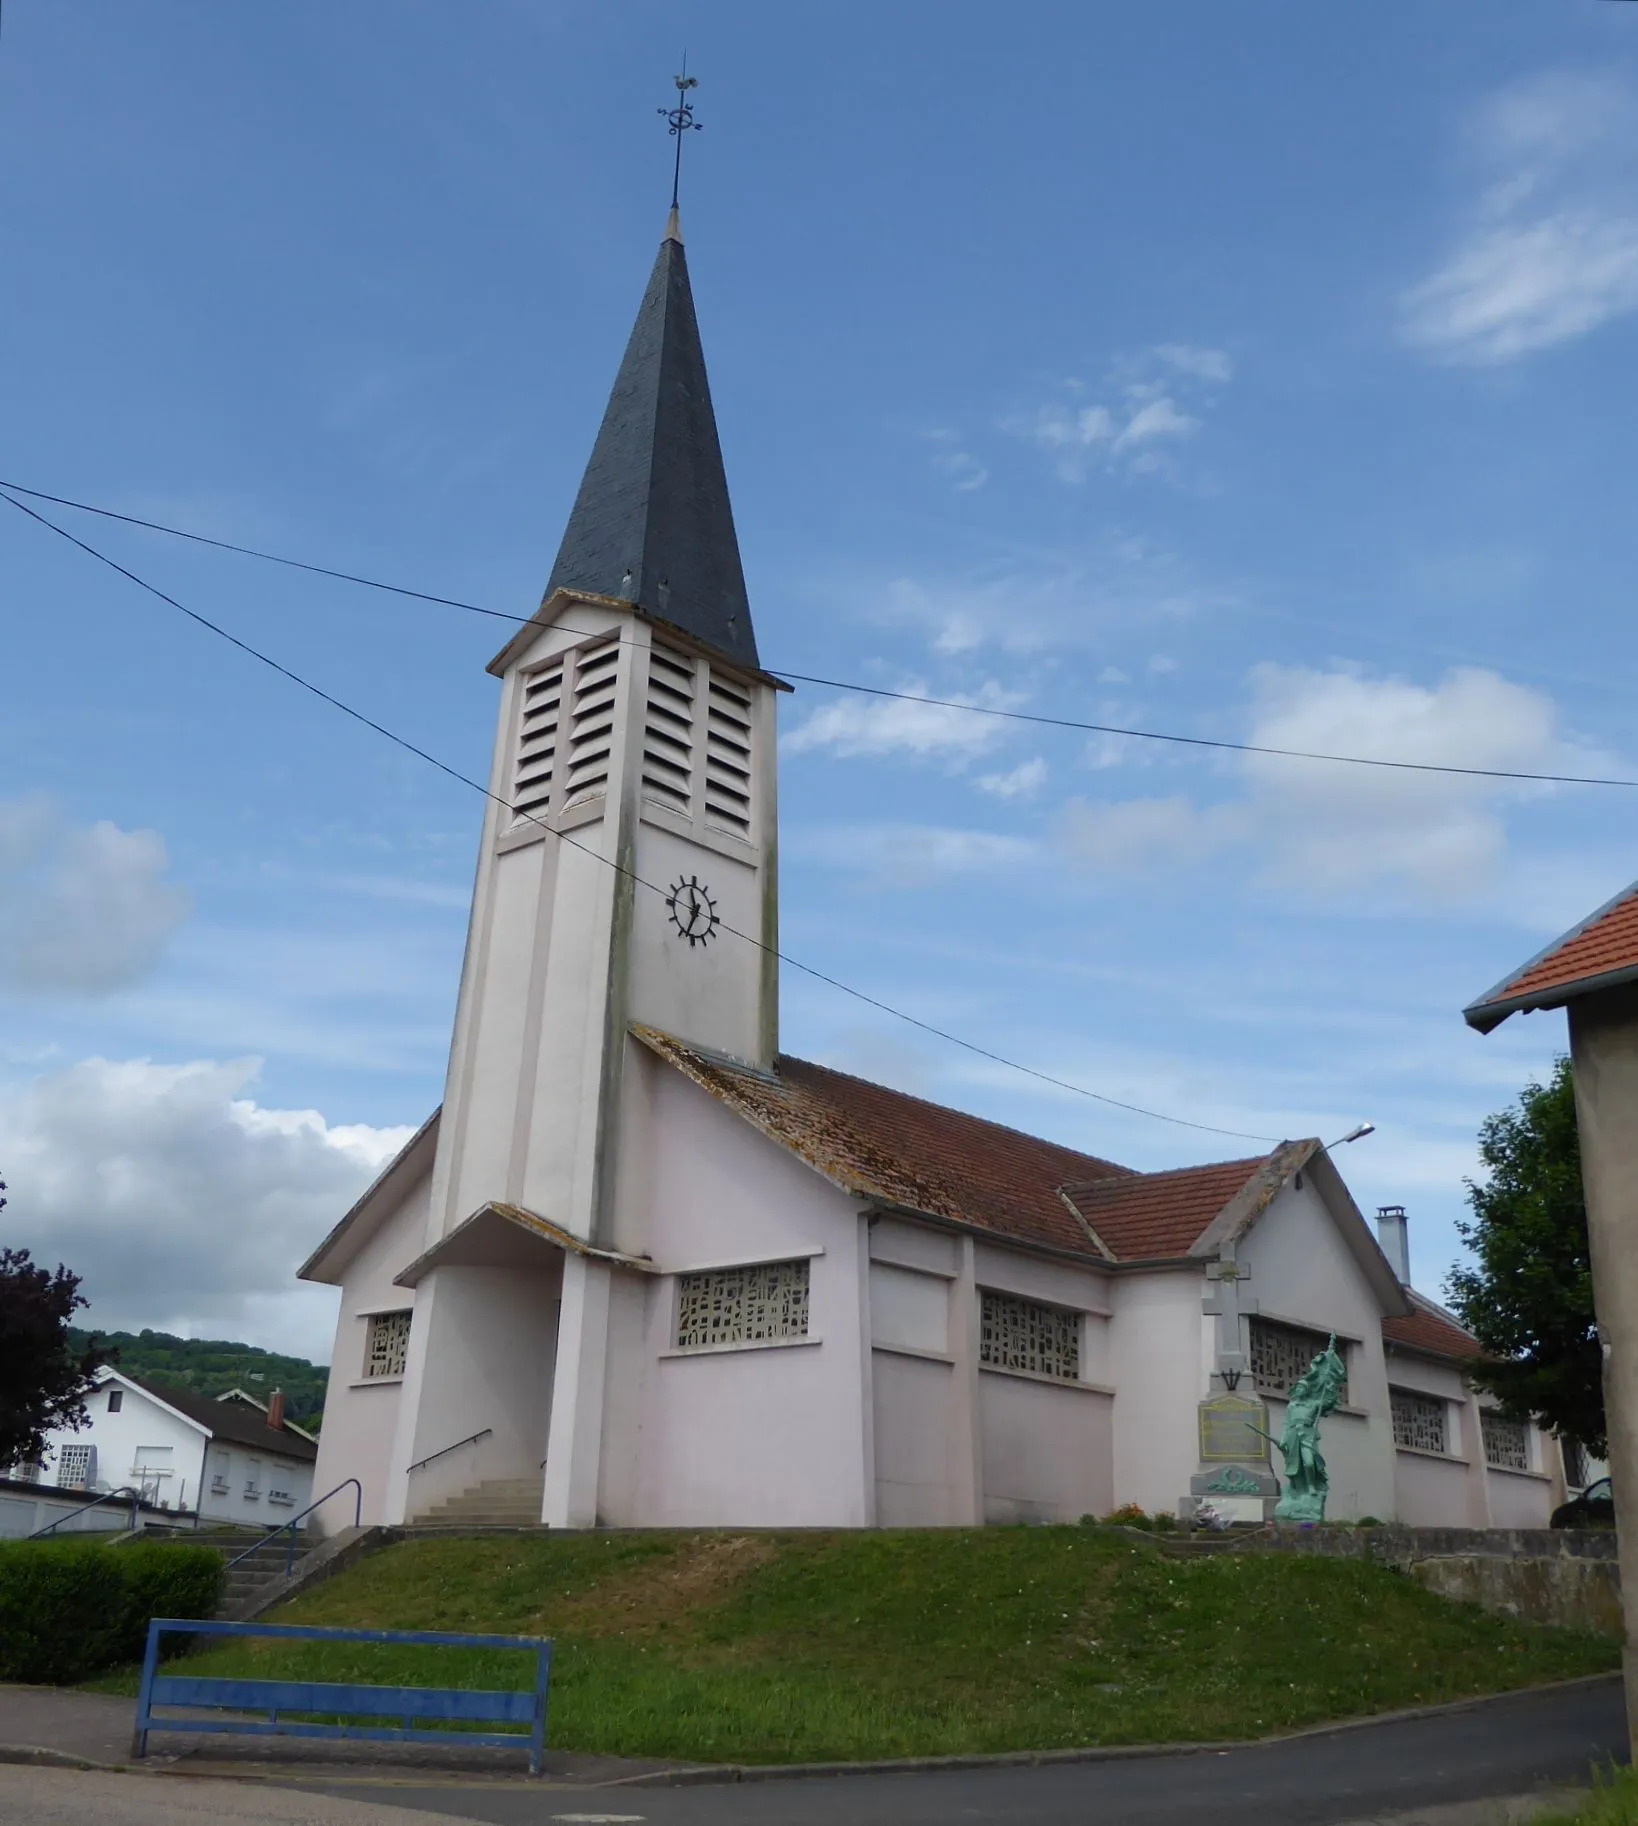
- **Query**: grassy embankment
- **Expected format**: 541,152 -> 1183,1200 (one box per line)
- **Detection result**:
106,1529 -> 1619,1765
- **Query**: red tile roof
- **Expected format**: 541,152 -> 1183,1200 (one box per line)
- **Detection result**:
1063,1158 -> 1273,1260
1381,1298 -> 1482,1362
1467,877 -> 1638,1032
634,1028 -> 1293,1264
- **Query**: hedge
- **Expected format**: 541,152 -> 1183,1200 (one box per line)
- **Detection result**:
0,1539 -> 224,1684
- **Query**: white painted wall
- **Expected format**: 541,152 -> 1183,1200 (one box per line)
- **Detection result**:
37,1377 -> 207,1513
311,1163 -> 431,1530
36,1376 -> 314,1528
1384,1352 -> 1489,1526
979,1372 -> 1113,1522
402,1261 -> 561,1518
607,1056 -> 872,1526
1108,1268 -> 1209,1516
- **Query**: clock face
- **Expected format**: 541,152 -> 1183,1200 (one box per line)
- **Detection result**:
665,874 -> 720,948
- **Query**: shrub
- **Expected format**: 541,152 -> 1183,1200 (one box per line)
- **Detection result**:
0,1540 -> 223,1684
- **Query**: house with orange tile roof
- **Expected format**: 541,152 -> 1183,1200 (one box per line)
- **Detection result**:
297,210 -> 1568,1536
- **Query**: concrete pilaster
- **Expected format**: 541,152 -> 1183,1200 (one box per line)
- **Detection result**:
542,1253 -> 612,1527
1568,985 -> 1638,1756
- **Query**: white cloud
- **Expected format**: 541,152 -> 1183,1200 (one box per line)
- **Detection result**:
977,758 -> 1049,799
1062,664 -> 1608,901
0,1056 -> 416,1362
784,682 -> 1023,761
0,799 -> 190,995
1403,72 -> 1638,363
925,428 -> 988,492
1115,397 -> 1200,452
865,546 -> 1234,659
1156,343 -> 1235,383
1017,343 -> 1230,482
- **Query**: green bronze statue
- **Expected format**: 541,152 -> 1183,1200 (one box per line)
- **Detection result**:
1273,1335 -> 1347,1523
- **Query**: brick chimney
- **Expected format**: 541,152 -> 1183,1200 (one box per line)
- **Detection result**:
266,1388 -> 286,1432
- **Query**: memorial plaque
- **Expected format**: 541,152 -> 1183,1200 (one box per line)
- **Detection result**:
1198,1392 -> 1269,1463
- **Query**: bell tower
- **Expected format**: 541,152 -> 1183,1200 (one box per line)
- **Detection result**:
384,205 -> 782,1527
430,204 -> 778,1250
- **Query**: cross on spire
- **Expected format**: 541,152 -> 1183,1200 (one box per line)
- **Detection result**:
659,64 -> 701,212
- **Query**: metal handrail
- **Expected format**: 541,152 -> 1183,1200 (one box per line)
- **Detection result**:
224,1477 -> 362,1579
407,1428 -> 493,1474
27,1483 -> 143,1539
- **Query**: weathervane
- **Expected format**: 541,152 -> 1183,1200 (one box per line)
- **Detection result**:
659,63 -> 701,211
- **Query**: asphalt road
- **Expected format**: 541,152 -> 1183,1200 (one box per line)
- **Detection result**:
297,1679 -> 1628,1826
0,1679 -> 1622,1826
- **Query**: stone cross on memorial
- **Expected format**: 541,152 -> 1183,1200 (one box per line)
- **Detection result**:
1202,1249 -> 1258,1386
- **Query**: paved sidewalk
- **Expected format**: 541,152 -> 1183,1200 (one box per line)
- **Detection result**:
0,1684 -> 680,1784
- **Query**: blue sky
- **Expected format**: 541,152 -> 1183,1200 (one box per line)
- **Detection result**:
4,1 -> 1638,1362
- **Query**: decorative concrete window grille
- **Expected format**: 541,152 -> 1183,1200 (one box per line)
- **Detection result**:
364,1310 -> 412,1379
511,658 -> 564,824
675,1259 -> 809,1350
56,1443 -> 93,1489
642,642 -> 696,815
1563,1438 -> 1591,1488
979,1292 -> 1081,1381
1481,1410 -> 1529,1472
1250,1318 -> 1347,1401
1391,1388 -> 1447,1454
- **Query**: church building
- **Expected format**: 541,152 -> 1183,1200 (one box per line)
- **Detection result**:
301,210 -> 1569,1534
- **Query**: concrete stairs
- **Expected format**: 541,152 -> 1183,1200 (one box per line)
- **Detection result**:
166,1528 -> 318,1617
413,1477 -> 546,1528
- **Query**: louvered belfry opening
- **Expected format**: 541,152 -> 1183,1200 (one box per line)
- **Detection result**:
705,672 -> 753,837
564,637 -> 622,805
643,641 -> 696,815
511,658 -> 564,824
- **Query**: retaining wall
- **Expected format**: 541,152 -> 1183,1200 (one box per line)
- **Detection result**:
1236,1526 -> 1621,1637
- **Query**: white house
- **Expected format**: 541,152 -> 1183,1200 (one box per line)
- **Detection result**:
33,1371 -> 318,1527
300,208 -> 1570,1535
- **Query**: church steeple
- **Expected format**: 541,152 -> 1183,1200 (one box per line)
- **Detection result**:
543,214 -> 759,669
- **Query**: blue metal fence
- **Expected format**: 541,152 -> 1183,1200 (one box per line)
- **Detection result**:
133,1618 -> 553,1775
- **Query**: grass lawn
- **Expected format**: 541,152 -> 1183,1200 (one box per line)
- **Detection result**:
100,1529 -> 1620,1765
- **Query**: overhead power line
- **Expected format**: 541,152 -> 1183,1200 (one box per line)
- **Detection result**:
0,484 -> 1276,1146
4,479 -> 1633,793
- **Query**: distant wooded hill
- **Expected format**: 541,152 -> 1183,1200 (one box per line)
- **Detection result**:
68,1327 -> 328,1428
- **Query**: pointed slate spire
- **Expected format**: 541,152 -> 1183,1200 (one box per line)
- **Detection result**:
544,214 -> 758,668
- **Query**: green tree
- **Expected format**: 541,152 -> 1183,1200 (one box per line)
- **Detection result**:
0,1246 -> 111,1470
1446,1058 -> 1603,1455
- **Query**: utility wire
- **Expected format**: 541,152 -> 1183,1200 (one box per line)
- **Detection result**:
5,478 -> 1633,793
0,484 -> 1276,1145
